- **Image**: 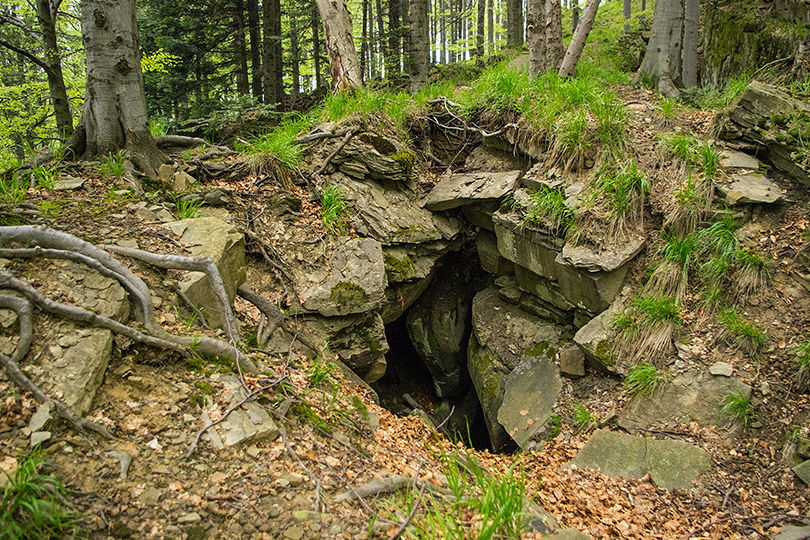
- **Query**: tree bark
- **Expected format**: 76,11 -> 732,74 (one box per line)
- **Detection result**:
486,0 -> 493,53
636,0 -> 684,97
545,0 -> 563,70
290,10 -> 301,94
388,0 -> 401,74
262,0 -> 284,104
476,0 -> 485,60
506,0 -> 524,47
312,2 -> 324,88
527,0 -> 546,74
234,0 -> 250,94
315,0 -> 363,91
375,0 -> 387,73
247,0 -> 262,99
78,0 -> 164,176
408,0 -> 430,87
558,0 -> 600,77
35,0 -> 73,140
572,4 -> 579,32
681,0 -> 699,88
623,0 -> 631,31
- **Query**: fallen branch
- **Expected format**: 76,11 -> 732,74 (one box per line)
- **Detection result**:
318,128 -> 355,175
335,475 -> 427,501
295,128 -> 356,145
0,294 -> 112,439
153,135 -> 208,148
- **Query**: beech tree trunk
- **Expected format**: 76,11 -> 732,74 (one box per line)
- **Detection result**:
623,0 -> 631,31
527,0 -> 546,74
34,0 -> 73,140
408,0 -> 430,87
572,4 -> 579,32
290,11 -> 301,95
636,0 -> 685,97
681,0 -> 699,88
558,0 -> 600,77
476,0 -> 485,59
247,0 -> 263,99
388,0 -> 401,74
506,0 -> 523,48
312,3 -> 324,88
77,0 -> 163,176
545,0 -> 563,70
486,0 -> 493,53
262,0 -> 284,104
316,0 -> 363,91
234,0 -> 250,94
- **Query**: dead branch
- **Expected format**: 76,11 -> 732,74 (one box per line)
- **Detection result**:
318,128 -> 356,175
153,135 -> 208,148
295,128 -> 356,144
388,483 -> 426,540
0,294 -> 112,438
334,475 -> 427,501
101,244 -> 239,342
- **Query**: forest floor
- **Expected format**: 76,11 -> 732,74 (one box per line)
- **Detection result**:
0,83 -> 809,539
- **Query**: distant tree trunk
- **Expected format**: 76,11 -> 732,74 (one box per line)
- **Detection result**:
558,0 -> 600,77
636,0 -> 684,97
262,0 -> 284,104
234,0 -> 250,94
572,4 -> 579,32
362,0 -> 370,78
681,0 -> 699,88
506,0 -> 523,47
247,0 -> 263,99
375,0 -> 386,73
316,0 -> 363,90
388,0 -> 401,74
527,0 -> 546,74
545,0 -> 563,69
35,0 -> 72,139
408,0 -> 430,87
476,0 -> 485,60
486,0 -> 494,52
642,0 -> 646,10
440,0 -> 447,62
312,3 -> 324,88
290,12 -> 301,94
623,0 -> 631,31
76,0 -> 164,176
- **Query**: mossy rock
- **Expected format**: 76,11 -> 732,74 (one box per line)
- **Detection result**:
524,341 -> 557,360
384,252 -> 417,282
328,281 -> 369,308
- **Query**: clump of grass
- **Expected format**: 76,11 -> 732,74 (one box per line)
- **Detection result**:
30,166 -> 57,190
665,175 -> 713,236
696,142 -> 720,178
732,249 -> 770,299
239,120 -> 304,177
149,117 -> 171,137
615,294 -> 681,361
624,363 -> 667,397
99,151 -> 126,179
572,403 -> 599,433
309,346 -> 338,387
0,447 -> 80,539
551,110 -> 590,171
580,160 -> 649,241
320,183 -> 351,234
721,390 -> 754,426
645,232 -> 697,300
796,339 -> 810,392
659,132 -> 697,170
523,186 -> 574,232
0,176 -> 28,203
381,448 -> 528,538
175,197 -> 203,219
657,98 -> 679,129
717,308 -> 767,354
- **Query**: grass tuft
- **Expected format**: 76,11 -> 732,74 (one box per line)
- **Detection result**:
721,390 -> 754,426
524,186 -> 574,232
624,363 -> 667,397
175,198 -> 203,219
572,403 -> 599,433
718,308 -> 767,354
320,184 -> 351,234
99,152 -> 126,179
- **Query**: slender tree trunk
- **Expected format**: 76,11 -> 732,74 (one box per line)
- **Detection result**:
316,0 -> 363,90
35,0 -> 72,139
506,0 -> 523,48
312,2 -> 324,88
642,0 -> 646,10
527,0 -> 546,74
636,0 -> 684,97
362,0 -> 370,79
77,0 -> 163,176
486,0 -> 493,53
388,0 -> 401,74
681,0 -> 699,88
440,0 -> 447,63
290,11 -> 301,94
247,0 -> 262,99
572,4 -> 579,32
262,0 -> 284,104
623,0 -> 631,31
558,0 -> 600,77
375,0 -> 386,74
476,0 -> 485,60
234,0 -> 250,94
408,0 -> 430,87
545,0 -> 563,69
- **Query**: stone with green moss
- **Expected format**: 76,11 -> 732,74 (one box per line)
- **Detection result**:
383,252 -> 417,282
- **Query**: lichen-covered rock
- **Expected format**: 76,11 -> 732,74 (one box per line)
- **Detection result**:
295,238 -> 387,317
165,217 -> 246,330
572,298 -> 624,374
467,287 -> 564,450
423,170 -> 522,211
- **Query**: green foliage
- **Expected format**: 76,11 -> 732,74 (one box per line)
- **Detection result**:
383,449 -> 528,539
718,309 -> 767,353
796,339 -> 810,368
548,414 -> 562,438
140,49 -> 180,74
661,232 -> 698,268
697,142 -> 720,178
685,72 -> 752,110
659,132 -> 697,164
593,160 -> 649,216
0,176 -> 28,204
624,363 -> 666,397
632,294 -> 681,325
240,123 -> 303,172
309,347 -> 338,387
721,390 -> 754,426
149,117 -> 171,137
659,98 -> 679,120
571,403 -> 598,432
523,186 -> 574,231
0,447 -> 80,539
733,248 -> 770,297
699,216 -> 739,258
320,184 -> 351,234
98,152 -> 126,179
175,198 -> 202,219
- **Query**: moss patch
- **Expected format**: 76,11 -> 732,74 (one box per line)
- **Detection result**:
593,339 -> 616,367
524,341 -> 557,360
389,150 -> 417,173
329,281 -> 369,308
384,252 -> 417,281
353,315 -> 383,352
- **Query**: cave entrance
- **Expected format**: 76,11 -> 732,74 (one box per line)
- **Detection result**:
371,251 -> 493,451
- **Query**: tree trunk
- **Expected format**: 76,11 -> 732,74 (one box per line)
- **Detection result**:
476,0 -> 485,60
572,4 -> 579,32
35,0 -> 72,140
362,0 -> 370,78
312,2 -> 324,88
375,0 -> 386,73
234,0 -> 250,94
506,0 -> 524,47
642,0 -> 646,11
78,0 -> 163,176
636,0 -> 684,97
558,0 -> 600,77
623,0 -> 631,31
290,11 -> 301,95
486,0 -> 493,53
316,0 -> 363,91
545,0 -> 563,70
681,0 -> 699,88
440,0 -> 447,63
262,0 -> 284,104
247,0 -> 263,99
408,0 -> 430,87
388,0 -> 401,74
527,0 -> 546,74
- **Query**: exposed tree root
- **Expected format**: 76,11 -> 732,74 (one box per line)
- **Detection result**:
153,135 -> 208,148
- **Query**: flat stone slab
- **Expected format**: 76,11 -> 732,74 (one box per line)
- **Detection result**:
618,370 -> 752,432
716,174 -> 783,205
568,430 -> 711,490
296,237 -> 387,317
709,362 -> 733,377
559,234 -> 645,273
776,525 -> 810,540
423,170 -> 522,211
497,355 -> 562,448
793,459 -> 810,485
719,150 -> 760,170
54,176 -> 85,190
204,375 -> 279,448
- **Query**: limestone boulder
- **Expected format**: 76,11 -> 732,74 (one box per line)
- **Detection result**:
164,217 -> 246,330
423,170 -> 522,211
467,287 -> 564,450
715,174 -> 784,205
294,237 -> 387,317
204,375 -> 279,449
379,276 -> 433,324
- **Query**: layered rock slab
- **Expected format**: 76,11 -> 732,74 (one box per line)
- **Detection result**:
423,170 -> 522,211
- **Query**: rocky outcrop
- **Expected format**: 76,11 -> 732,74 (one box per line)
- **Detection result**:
423,170 -> 523,211
467,287 -> 565,450
718,81 -> 810,185
715,173 -> 784,205
165,217 -> 246,330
